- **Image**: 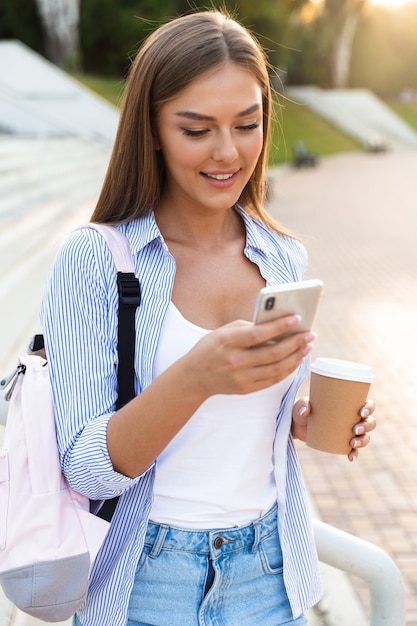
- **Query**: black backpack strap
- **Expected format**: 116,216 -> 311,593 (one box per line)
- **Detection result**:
115,272 -> 141,410
96,270 -> 141,522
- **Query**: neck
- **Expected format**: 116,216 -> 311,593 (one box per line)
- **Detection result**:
154,204 -> 244,249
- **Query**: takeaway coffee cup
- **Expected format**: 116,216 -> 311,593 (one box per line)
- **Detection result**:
307,358 -> 375,454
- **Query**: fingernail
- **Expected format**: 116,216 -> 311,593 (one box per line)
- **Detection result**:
288,314 -> 302,326
360,408 -> 370,418
352,438 -> 361,448
304,332 -> 317,343
299,405 -> 308,417
302,343 -> 313,356
355,425 -> 365,435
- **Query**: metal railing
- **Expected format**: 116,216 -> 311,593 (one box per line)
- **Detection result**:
313,519 -> 406,626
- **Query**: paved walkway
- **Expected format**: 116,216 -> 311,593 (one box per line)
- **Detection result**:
267,148 -> 417,625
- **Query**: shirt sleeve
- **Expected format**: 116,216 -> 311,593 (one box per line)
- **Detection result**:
40,228 -> 147,500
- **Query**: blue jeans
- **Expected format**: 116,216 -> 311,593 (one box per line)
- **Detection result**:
125,505 -> 307,625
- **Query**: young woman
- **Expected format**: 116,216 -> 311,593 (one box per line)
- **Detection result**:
41,10 -> 376,626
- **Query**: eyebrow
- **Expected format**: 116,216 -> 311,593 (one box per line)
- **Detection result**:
174,103 -> 261,122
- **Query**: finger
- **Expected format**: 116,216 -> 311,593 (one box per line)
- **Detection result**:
250,330 -> 316,368
251,342 -> 311,388
348,448 -> 358,462
353,415 -> 376,436
293,397 -> 310,418
291,398 -> 310,441
235,349 -> 303,392
211,316 -> 303,355
359,397 -> 375,417
243,314 -> 303,348
350,433 -> 370,450
222,329 -> 314,382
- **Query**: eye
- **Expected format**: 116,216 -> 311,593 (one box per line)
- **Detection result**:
237,122 -> 261,132
181,128 -> 209,138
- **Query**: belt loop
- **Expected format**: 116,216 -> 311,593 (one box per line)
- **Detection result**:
149,524 -> 169,558
251,521 -> 260,554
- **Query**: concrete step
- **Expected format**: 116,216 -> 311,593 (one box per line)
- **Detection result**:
0,137 -> 110,217
0,137 -> 109,374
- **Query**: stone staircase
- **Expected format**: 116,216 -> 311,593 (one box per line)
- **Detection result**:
0,135 -> 112,375
286,85 -> 417,151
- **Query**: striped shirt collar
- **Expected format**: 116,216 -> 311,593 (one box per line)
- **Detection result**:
119,204 -> 273,258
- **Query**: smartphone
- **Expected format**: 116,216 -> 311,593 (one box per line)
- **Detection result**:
253,278 -> 323,342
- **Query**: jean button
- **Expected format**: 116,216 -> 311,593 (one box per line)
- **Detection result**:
214,536 -> 224,549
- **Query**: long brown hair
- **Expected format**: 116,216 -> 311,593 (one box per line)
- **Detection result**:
91,10 -> 286,234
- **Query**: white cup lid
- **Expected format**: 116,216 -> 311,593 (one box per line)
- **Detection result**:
310,358 -> 375,383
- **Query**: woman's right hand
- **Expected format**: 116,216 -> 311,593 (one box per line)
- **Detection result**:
109,314 -> 315,478
186,314 -> 316,399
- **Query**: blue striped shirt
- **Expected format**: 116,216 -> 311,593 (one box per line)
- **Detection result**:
41,207 -> 323,625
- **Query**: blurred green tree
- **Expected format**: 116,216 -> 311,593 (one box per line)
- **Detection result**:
79,0 -> 310,78
298,0 -> 366,88
80,0 -> 173,76
350,3 -> 417,96
218,0 -> 311,84
35,0 -> 81,70
2,0 -> 417,97
0,0 -> 44,53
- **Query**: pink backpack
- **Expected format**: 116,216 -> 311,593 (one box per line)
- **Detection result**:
0,224 -> 139,621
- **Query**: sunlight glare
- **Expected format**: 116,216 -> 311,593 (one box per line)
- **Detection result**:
368,0 -> 417,6
311,0 -> 417,5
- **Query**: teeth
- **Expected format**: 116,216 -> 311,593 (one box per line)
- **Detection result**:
206,173 -> 234,180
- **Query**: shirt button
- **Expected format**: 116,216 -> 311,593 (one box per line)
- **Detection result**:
214,536 -> 224,549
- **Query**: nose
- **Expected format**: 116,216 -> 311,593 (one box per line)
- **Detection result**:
212,130 -> 238,163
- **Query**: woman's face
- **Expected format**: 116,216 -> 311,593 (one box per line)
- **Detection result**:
155,62 -> 263,217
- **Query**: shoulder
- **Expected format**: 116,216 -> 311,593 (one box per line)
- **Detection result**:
57,226 -> 116,270
57,227 -> 113,264
49,227 -> 118,299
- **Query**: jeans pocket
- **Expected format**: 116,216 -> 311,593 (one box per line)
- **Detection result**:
258,527 -> 284,575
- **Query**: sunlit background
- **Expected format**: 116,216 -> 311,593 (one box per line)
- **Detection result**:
369,0 -> 416,5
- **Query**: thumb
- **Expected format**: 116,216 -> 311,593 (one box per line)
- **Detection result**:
294,397 -> 311,419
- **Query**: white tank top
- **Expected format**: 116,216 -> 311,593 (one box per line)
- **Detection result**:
150,303 -> 296,528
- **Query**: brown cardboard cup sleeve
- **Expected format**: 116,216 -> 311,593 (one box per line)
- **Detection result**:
307,358 -> 375,454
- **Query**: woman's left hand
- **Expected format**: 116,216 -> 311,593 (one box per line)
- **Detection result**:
346,398 -> 376,462
291,397 -> 376,462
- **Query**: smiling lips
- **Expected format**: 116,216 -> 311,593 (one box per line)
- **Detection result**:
203,171 -> 239,181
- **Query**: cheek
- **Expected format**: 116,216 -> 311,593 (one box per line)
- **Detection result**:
239,129 -> 264,167
165,140 -> 205,172
252,132 -> 264,162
